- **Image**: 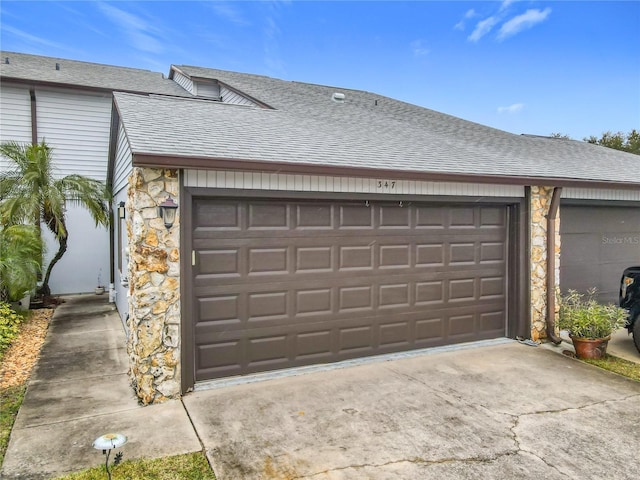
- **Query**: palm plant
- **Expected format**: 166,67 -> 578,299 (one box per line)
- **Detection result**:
0,224 -> 42,302
0,140 -> 109,296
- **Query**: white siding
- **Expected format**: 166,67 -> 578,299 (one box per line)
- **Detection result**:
195,81 -> 220,98
562,188 -> 640,202
220,86 -> 257,106
42,204 -> 110,295
113,188 -> 130,327
34,88 -> 113,294
112,125 -> 132,326
0,85 -> 32,170
184,169 -> 525,197
172,71 -> 194,95
36,88 -> 112,181
113,122 -> 133,193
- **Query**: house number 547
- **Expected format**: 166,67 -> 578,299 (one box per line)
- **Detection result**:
377,180 -> 396,189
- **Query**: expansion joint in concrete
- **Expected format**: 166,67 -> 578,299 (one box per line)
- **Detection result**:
299,454 -> 517,479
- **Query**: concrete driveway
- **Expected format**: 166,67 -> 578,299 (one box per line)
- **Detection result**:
184,343 -> 640,480
3,296 -> 639,479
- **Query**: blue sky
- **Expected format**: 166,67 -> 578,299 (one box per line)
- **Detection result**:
1,1 -> 638,140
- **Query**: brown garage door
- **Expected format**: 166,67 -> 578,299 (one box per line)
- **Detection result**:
192,199 -> 508,381
560,205 -> 640,303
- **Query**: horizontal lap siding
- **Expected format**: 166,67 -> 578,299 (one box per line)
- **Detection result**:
0,86 -> 32,170
32,88 -> 112,294
193,199 -> 508,381
36,89 -> 112,181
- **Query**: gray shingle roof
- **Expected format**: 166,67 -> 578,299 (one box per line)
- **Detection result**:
115,65 -> 640,186
0,51 -> 191,96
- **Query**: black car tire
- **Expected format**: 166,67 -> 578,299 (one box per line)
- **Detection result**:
633,314 -> 640,354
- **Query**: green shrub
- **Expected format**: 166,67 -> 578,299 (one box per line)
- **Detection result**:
558,289 -> 627,339
0,224 -> 42,302
0,302 -> 24,356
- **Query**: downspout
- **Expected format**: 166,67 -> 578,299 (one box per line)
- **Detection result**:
546,187 -> 563,344
29,88 -> 37,144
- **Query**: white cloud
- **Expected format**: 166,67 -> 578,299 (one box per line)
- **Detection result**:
468,16 -> 499,42
97,2 -> 165,53
210,2 -> 250,26
1,25 -> 68,50
261,3 -> 287,76
498,8 -> 552,41
497,103 -> 525,114
500,0 -> 516,12
410,40 -> 430,57
454,8 -> 477,30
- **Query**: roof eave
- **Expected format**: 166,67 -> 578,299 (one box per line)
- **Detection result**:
131,153 -> 640,190
0,75 -> 179,97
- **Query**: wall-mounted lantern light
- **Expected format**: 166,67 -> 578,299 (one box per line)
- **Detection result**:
158,196 -> 178,229
117,201 -> 126,219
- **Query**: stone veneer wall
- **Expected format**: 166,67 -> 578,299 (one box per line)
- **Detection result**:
126,167 -> 181,404
530,186 -> 561,342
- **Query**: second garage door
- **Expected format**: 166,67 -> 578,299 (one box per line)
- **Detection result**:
560,204 -> 640,303
192,199 -> 509,381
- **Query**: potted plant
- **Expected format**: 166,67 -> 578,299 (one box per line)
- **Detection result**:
95,270 -> 105,295
558,288 -> 627,359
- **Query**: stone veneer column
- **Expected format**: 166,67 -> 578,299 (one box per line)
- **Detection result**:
126,167 -> 181,404
529,186 -> 561,342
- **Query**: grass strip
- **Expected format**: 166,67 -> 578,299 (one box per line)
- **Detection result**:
583,354 -> 640,382
0,384 -> 26,465
54,451 -> 215,479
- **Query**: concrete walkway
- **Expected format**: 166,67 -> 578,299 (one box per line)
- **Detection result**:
1,295 -> 201,479
2,295 -> 640,479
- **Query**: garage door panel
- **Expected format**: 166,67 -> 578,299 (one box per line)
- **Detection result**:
193,199 -> 508,381
560,205 -> 640,303
194,202 -> 241,229
194,307 -> 506,380
295,204 -> 335,229
193,268 -> 506,298
339,204 -> 374,228
379,205 -> 411,228
480,207 -> 507,227
296,288 -> 333,316
480,242 -> 506,263
193,243 -> 504,280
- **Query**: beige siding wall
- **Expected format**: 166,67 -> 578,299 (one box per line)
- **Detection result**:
36,88 -> 112,181
113,122 -> 133,194
172,71 -> 194,94
0,85 -> 32,169
184,169 -> 525,197
562,188 -> 640,202
220,86 -> 257,106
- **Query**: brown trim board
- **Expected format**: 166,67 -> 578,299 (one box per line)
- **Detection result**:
133,153 -> 640,190
180,174 -> 195,394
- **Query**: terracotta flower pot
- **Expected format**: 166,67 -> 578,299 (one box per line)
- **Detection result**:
570,335 -> 610,359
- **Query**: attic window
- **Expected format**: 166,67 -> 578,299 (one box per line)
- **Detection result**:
332,92 -> 346,103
